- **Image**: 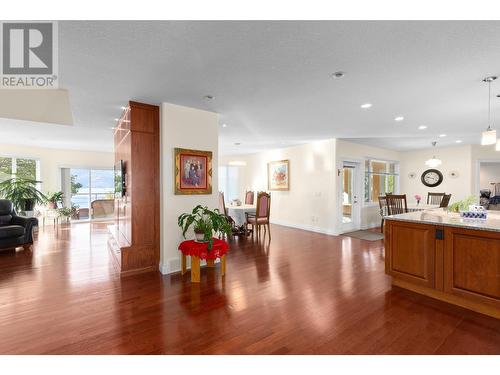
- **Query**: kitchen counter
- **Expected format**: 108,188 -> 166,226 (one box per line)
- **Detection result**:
384,210 -> 500,319
386,208 -> 500,233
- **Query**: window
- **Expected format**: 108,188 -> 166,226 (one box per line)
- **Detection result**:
218,166 -> 240,202
0,156 -> 39,182
364,159 -> 399,203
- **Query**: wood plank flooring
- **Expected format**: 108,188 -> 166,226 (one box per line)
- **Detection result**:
0,222 -> 498,354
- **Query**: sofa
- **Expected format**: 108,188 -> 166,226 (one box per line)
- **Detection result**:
0,199 -> 38,251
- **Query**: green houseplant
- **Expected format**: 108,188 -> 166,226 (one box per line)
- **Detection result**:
448,195 -> 476,213
45,191 -> 64,209
178,205 -> 232,250
0,177 -> 46,213
57,204 -> 79,221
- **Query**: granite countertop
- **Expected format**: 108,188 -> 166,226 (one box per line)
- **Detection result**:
386,209 -> 500,233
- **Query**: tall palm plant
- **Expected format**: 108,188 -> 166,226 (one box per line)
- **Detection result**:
0,177 -> 46,212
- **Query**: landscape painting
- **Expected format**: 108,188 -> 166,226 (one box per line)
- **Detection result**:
268,159 -> 289,190
174,148 -> 212,195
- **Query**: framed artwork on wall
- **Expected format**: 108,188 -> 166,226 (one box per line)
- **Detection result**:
268,159 -> 290,191
174,148 -> 213,195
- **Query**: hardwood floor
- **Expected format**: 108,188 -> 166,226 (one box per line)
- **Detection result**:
0,222 -> 498,354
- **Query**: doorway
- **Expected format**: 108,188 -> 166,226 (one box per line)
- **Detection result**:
339,161 -> 361,233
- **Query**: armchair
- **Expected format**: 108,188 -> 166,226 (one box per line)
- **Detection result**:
0,199 -> 38,251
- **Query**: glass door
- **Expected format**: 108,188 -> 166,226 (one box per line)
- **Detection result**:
66,168 -> 114,221
340,161 -> 361,232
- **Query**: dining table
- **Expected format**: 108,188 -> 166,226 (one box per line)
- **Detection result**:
406,203 -> 440,212
227,204 -> 256,226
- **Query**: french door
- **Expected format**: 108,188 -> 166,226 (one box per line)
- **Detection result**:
340,161 -> 361,233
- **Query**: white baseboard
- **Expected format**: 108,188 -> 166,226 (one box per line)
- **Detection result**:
270,219 -> 340,236
360,222 -> 381,230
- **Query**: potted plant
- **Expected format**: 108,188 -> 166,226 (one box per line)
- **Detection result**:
45,191 -> 64,209
178,205 -> 232,250
57,204 -> 79,222
448,196 -> 476,213
0,177 -> 46,215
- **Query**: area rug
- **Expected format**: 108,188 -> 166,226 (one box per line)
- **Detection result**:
342,230 -> 384,241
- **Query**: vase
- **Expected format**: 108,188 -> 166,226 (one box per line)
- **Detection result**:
194,232 -> 206,242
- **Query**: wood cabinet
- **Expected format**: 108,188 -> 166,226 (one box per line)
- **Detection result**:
385,220 -> 500,319
108,101 -> 160,276
385,220 -> 436,288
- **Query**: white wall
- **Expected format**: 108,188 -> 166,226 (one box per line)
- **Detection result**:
399,145 -> 472,205
335,140 -> 400,230
0,143 -> 114,193
160,103 -> 219,275
221,140 -> 337,235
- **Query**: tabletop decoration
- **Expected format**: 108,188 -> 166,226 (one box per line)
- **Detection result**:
448,195 -> 475,213
414,194 -> 422,205
178,238 -> 229,260
177,205 -> 231,250
460,205 -> 488,220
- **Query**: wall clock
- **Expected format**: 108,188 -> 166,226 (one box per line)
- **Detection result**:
421,169 -> 443,187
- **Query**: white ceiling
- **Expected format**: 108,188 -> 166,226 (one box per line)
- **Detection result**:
2,21 -> 500,154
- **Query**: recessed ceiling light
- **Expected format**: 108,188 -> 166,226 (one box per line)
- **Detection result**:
418,125 -> 427,130
222,123 -> 227,128
394,116 -> 404,122
360,103 -> 372,109
204,95 -> 215,100
456,140 -> 462,143
331,71 -> 345,79
439,134 -> 447,137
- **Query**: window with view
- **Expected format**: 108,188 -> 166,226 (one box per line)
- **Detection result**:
364,159 -> 399,203
0,156 -> 39,182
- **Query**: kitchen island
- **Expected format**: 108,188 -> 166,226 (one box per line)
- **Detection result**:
385,209 -> 500,319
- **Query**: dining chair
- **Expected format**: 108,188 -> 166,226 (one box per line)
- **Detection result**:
246,192 -> 271,240
245,191 -> 255,205
440,194 -> 452,208
218,191 -> 228,215
427,192 -> 446,205
218,191 -> 236,236
378,196 -> 388,233
386,194 -> 408,215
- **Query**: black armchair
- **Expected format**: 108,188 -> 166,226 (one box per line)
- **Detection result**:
0,199 -> 38,251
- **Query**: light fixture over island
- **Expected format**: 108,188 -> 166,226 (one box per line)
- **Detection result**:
385,209 -> 500,319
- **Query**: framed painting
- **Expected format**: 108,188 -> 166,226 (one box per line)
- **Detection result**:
268,159 -> 290,191
174,148 -> 213,195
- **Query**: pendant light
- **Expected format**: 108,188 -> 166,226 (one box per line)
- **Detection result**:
425,141 -> 442,168
481,76 -> 497,145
